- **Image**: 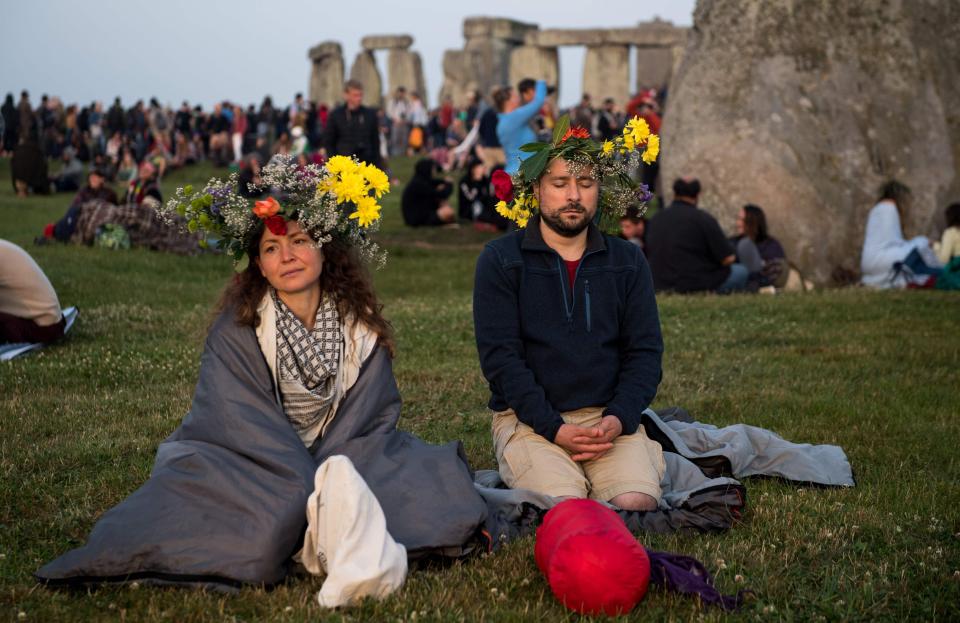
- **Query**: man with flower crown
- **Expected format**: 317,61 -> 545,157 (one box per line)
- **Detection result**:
473,115 -> 665,511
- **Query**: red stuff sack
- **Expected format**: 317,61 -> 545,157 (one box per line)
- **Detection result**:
534,498 -> 651,616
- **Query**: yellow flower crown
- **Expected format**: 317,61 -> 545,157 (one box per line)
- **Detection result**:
159,154 -> 391,270
493,115 -> 659,228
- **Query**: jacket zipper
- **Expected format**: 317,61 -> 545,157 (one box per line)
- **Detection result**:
585,279 -> 592,332
555,255 -> 575,329
555,251 -> 599,331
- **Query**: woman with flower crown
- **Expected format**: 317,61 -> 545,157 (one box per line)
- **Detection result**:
36,155 -> 488,599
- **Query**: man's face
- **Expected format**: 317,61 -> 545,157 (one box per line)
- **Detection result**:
520,88 -> 534,104
535,158 -> 599,238
346,87 -> 363,109
89,174 -> 104,190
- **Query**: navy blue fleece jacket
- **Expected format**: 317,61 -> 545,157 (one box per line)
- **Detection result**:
473,216 -> 663,442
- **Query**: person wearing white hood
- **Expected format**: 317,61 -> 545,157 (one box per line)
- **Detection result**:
860,180 -> 940,288
291,125 -> 308,156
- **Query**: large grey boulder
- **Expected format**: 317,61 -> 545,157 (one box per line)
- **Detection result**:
661,0 -> 960,282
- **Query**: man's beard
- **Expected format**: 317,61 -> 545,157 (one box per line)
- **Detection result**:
541,203 -> 592,237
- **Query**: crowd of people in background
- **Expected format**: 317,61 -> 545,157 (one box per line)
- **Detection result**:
1,81 -> 665,229
3,79 -> 958,292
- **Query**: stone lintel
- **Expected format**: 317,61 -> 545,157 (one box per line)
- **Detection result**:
463,16 -> 538,42
524,27 -> 685,48
361,35 -> 414,50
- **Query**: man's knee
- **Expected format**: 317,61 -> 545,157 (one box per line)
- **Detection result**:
609,491 -> 658,512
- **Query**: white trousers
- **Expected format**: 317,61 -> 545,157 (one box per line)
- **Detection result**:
299,455 -> 407,608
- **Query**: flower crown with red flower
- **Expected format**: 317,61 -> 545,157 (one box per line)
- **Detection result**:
158,154 -> 390,271
492,114 -> 659,228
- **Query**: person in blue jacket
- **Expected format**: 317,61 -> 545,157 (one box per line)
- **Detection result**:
495,78 -> 547,175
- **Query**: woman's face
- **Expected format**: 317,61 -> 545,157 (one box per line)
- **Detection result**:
504,89 -> 521,113
736,209 -> 746,237
255,220 -> 323,296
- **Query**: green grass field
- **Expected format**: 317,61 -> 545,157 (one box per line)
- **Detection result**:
1,157 -> 958,622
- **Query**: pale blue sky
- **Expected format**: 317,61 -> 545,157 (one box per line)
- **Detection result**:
1,0 -> 694,110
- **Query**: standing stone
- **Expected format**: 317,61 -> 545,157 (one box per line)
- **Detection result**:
662,0 -> 960,283
634,18 -> 689,90
438,50 -> 467,105
583,45 -> 630,106
349,50 -> 383,108
440,17 -> 537,108
308,42 -> 345,108
509,46 -> 559,91
635,47 -> 674,90
387,49 -> 426,102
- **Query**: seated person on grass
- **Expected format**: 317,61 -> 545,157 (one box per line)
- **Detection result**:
731,203 -> 787,290
473,116 -> 665,511
401,157 -> 455,226
37,155 -> 488,600
49,146 -> 84,193
933,202 -> 960,265
619,205 -> 646,250
0,239 -> 65,344
645,177 -> 748,294
43,167 -> 119,243
860,180 -> 939,288
124,160 -> 162,210
458,158 -> 509,232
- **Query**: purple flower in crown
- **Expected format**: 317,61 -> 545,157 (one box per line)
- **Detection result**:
296,166 -> 319,185
636,184 -> 653,204
207,184 -> 231,216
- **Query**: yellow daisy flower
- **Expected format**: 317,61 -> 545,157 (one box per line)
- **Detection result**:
360,163 -> 390,199
495,200 -> 512,219
348,195 -> 381,228
316,176 -> 334,196
326,155 -> 359,177
602,140 -> 614,156
515,208 -> 531,228
642,134 -> 660,165
333,171 -> 367,204
625,117 -> 651,144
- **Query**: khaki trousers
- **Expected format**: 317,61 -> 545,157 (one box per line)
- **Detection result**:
491,407 -> 665,502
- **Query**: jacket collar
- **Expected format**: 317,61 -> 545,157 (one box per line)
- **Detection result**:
520,214 -> 607,255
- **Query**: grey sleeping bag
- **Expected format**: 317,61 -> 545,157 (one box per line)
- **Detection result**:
36,309 -> 487,590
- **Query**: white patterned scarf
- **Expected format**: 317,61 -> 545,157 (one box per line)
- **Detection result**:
273,290 -> 343,444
